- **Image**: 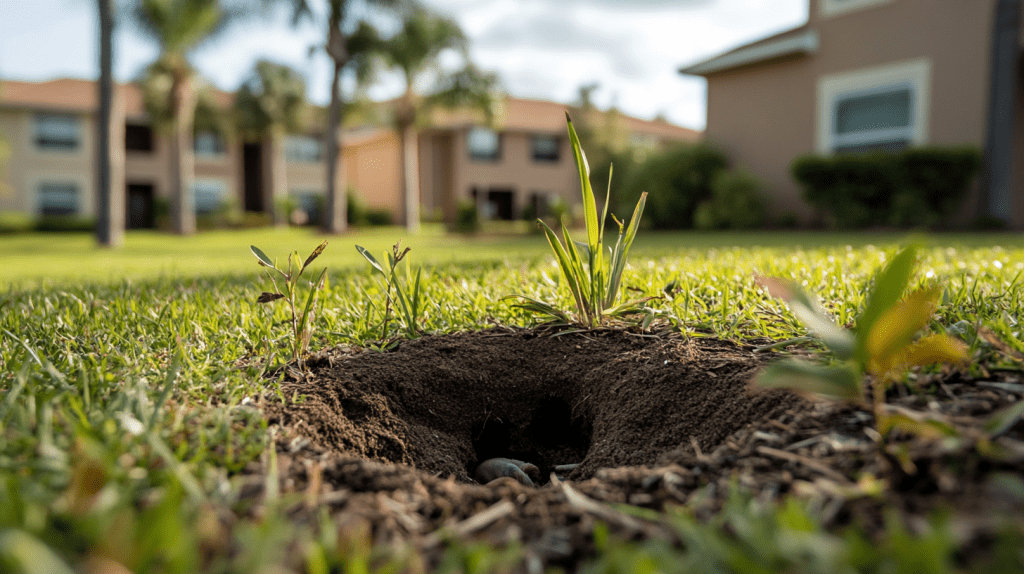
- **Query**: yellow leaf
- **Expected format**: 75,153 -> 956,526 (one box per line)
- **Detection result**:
865,286 -> 942,363
903,334 -> 968,367
868,334 -> 967,381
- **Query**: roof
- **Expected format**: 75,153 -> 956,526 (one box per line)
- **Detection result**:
429,96 -> 700,142
0,77 -> 233,118
679,24 -> 818,77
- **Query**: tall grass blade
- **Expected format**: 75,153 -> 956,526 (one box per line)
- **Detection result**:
540,221 -> 586,319
605,192 -> 647,308
297,268 -> 328,353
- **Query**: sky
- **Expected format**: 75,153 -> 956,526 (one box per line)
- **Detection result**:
0,0 -> 807,130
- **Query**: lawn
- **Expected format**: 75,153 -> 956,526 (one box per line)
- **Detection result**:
2,227 -> 1024,572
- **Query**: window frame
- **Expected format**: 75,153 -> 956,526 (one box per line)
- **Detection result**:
125,123 -> 155,153
819,0 -> 894,19
192,178 -> 229,215
33,112 -> 82,152
36,181 -> 81,216
193,130 -> 227,158
816,58 -> 931,155
530,134 -> 560,163
467,127 -> 501,162
284,135 -> 324,163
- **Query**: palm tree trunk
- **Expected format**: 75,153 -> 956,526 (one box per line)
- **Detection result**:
322,60 -> 347,234
96,0 -> 124,247
400,123 -> 420,233
268,126 -> 289,227
169,70 -> 196,235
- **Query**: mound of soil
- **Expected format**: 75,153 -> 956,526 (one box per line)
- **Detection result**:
255,328 -> 1024,570
267,328 -> 800,483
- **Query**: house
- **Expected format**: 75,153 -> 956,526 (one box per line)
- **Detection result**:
0,77 -> 699,228
680,0 -> 1020,227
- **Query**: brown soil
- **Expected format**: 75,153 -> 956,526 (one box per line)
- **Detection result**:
255,327 -> 1024,571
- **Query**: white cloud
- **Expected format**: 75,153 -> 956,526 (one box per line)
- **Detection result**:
0,0 -> 808,131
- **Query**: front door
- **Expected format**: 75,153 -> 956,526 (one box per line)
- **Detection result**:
126,183 -> 155,229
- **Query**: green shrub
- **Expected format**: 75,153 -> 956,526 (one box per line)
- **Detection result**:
0,212 -> 34,234
694,170 -> 766,230
792,146 -> 981,229
34,215 -> 95,232
452,200 -> 478,233
347,191 -> 366,226
365,209 -> 393,226
616,143 -> 727,229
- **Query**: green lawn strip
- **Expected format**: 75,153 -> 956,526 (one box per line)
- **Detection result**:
2,234 -> 1024,571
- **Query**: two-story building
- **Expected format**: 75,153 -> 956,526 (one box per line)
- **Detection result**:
680,0 -> 1020,227
0,77 -> 699,228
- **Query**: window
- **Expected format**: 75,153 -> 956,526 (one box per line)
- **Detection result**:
289,190 -> 322,225
194,131 -> 226,157
820,0 -> 893,18
193,179 -> 227,214
816,59 -> 930,155
34,113 -> 80,151
467,127 -> 500,161
285,135 -> 323,163
833,88 -> 912,153
531,135 -> 560,162
37,182 -> 79,215
125,124 -> 154,152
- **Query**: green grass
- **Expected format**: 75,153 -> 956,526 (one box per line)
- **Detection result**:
3,227 -> 1024,572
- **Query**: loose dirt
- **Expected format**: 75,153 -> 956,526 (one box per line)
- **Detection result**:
255,327 -> 1024,570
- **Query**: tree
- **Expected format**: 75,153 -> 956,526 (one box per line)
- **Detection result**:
279,0 -> 407,234
96,0 -> 124,247
129,0 -> 248,235
235,60 -> 308,226
380,8 -> 498,233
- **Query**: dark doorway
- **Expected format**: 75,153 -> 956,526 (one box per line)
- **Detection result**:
486,188 -> 515,221
126,183 -> 155,229
243,142 -> 264,213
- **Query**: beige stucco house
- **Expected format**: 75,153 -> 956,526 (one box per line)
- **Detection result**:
0,78 -> 698,229
680,0 -> 1021,227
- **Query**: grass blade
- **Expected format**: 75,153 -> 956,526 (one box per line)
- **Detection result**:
606,192 -> 647,308
296,268 -> 327,353
566,113 -> 599,254
540,221 -> 586,320
356,245 -> 386,276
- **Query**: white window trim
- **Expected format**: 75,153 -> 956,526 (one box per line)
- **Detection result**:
29,112 -> 87,159
27,172 -> 93,217
816,58 -> 931,154
820,0 -> 894,19
192,177 -> 231,214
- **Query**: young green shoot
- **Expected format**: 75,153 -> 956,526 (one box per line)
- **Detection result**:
357,241 -> 423,341
510,113 -> 649,326
754,244 -> 968,435
250,240 -> 328,366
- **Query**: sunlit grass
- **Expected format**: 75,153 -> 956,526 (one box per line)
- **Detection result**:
3,228 -> 1024,571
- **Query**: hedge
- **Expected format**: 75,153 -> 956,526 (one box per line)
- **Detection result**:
792,146 -> 982,229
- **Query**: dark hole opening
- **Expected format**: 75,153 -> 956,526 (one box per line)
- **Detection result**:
469,397 -> 591,484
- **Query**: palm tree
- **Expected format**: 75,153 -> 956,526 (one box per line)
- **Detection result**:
380,8 -> 498,233
234,60 -> 308,226
96,0 -> 124,247
130,0 -> 247,235
279,0 -> 407,234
